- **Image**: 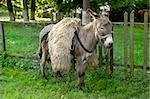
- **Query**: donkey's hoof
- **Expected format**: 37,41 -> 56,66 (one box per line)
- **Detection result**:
56,71 -> 63,77
77,83 -> 85,90
78,86 -> 83,90
41,74 -> 47,80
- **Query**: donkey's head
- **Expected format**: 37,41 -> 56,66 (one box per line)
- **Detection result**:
87,9 -> 113,49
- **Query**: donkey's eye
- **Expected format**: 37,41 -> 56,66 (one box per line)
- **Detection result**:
103,23 -> 108,27
100,33 -> 104,36
101,34 -> 104,36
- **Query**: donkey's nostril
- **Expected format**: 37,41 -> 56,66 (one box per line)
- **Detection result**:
101,27 -> 104,30
108,43 -> 113,48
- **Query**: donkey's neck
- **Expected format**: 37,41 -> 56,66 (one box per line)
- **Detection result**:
79,21 -> 97,52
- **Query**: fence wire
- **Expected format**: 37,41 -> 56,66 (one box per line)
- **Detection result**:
0,23 -> 44,59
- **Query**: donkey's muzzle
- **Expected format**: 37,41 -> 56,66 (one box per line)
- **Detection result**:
108,42 -> 113,49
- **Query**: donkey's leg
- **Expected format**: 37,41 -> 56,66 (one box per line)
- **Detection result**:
77,60 -> 86,89
40,43 -> 48,78
38,43 -> 42,59
46,56 -> 51,65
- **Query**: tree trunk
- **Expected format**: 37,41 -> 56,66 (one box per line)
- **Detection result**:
23,0 -> 29,21
82,0 -> 90,25
7,0 -> 15,21
30,0 -> 35,20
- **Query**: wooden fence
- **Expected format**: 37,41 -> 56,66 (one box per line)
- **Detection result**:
110,11 -> 149,76
0,11 -> 149,76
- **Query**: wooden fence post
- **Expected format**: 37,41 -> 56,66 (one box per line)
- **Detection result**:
106,51 -> 110,74
143,12 -> 148,77
110,27 -> 114,74
124,12 -> 128,76
0,22 -> 6,51
52,12 -> 56,23
76,13 -> 80,18
56,12 -> 61,22
130,11 -> 134,75
70,11 -> 75,18
60,12 -> 64,20
98,45 -> 103,68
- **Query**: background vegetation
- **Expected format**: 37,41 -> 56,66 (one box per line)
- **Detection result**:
0,61 -> 149,98
0,0 -> 149,21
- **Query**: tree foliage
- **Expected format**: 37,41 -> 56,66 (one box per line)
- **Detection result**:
90,0 -> 149,21
3,0 -> 149,21
56,0 -> 82,12
7,0 -> 15,21
36,0 -> 56,10
12,0 -> 23,12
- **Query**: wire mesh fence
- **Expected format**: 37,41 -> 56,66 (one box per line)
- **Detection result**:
0,22 -> 44,59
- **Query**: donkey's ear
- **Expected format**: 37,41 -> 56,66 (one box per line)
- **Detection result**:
87,8 -> 99,19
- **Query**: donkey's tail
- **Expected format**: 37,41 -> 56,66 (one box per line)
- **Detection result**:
38,32 -> 49,59
38,24 -> 54,59
38,44 -> 42,59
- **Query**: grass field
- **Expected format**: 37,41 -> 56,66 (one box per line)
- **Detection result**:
0,23 -> 150,98
0,24 -> 42,56
0,58 -> 150,99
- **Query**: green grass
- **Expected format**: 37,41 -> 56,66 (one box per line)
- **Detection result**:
0,23 -> 150,98
0,57 -> 150,99
1,24 -> 43,57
